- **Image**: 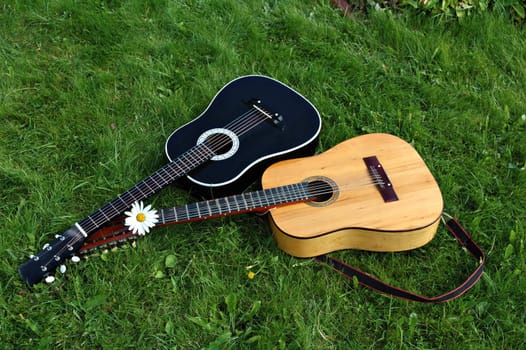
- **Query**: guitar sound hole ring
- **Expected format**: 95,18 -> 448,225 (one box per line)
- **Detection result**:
304,176 -> 338,207
197,128 -> 239,161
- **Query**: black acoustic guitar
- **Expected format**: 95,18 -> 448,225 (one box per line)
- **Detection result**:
19,75 -> 321,286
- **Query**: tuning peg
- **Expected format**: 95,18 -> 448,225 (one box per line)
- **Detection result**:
59,265 -> 66,274
71,256 -> 81,263
45,275 -> 55,283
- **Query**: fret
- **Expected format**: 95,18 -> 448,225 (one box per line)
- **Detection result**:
241,196 -> 248,208
272,186 -> 285,205
297,183 -> 310,199
213,198 -> 222,215
274,187 -> 285,204
273,186 -> 286,204
168,155 -> 186,175
116,194 -> 129,207
198,143 -> 214,158
290,183 -> 301,201
176,206 -> 187,222
169,159 -> 185,175
224,196 -> 232,212
284,184 -> 294,202
281,186 -> 290,203
290,183 -> 302,201
228,195 -> 238,212
157,167 -> 173,185
177,154 -> 192,173
92,203 -> 116,226
216,198 -> 228,214
160,208 -> 166,224
170,207 -> 176,222
225,195 -> 235,211
87,215 -> 98,227
133,186 -> 147,197
276,186 -> 287,204
122,190 -> 138,204
247,192 -> 255,209
189,144 -> 211,163
193,202 -> 202,219
185,204 -> 191,220
253,191 -> 262,208
190,149 -> 208,167
260,188 -> 270,207
197,202 -> 209,217
191,203 -> 200,219
133,183 -> 148,197
195,201 -> 201,217
303,183 -> 310,198
108,201 -> 120,212
300,182 -> 311,199
185,149 -> 201,165
148,174 -> 162,189
141,180 -> 155,194
206,200 -> 215,216
98,208 -> 110,221
270,188 -> 281,204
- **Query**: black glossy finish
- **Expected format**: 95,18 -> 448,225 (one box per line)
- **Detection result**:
166,75 -> 321,198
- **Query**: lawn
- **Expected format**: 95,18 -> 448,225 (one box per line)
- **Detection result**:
1,1 -> 525,349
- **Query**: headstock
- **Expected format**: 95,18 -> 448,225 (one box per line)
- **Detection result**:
19,226 -> 86,286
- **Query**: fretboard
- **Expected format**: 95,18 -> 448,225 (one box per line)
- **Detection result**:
158,182 -> 315,224
78,143 -> 214,234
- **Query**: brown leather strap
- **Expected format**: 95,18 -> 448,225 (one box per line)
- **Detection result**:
315,216 -> 485,303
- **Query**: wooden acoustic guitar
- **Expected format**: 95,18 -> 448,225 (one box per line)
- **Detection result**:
81,133 -> 443,258
19,75 -> 321,286
262,132 -> 443,256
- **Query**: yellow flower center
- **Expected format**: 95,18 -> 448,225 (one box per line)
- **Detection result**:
136,213 -> 146,222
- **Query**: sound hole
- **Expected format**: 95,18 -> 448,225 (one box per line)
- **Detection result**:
206,133 -> 233,156
304,177 -> 338,207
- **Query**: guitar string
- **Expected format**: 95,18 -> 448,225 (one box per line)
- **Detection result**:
76,176 -> 381,257
68,108 -> 269,234
38,105 -> 282,271
117,106 -> 269,205
159,178 -> 385,223
80,106 -> 272,232
188,106 -> 275,159
81,178 -> 386,250
84,178 -> 389,249
172,102 -> 276,163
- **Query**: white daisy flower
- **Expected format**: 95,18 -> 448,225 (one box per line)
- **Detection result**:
124,201 -> 159,236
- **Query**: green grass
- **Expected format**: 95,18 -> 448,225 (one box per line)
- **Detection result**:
1,1 -> 525,349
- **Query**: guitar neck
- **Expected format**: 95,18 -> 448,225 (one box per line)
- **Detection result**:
79,182 -> 318,255
158,182 -> 315,225
78,143 -> 214,235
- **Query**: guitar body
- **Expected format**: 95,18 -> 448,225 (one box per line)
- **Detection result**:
261,133 -> 443,257
166,75 -> 321,198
